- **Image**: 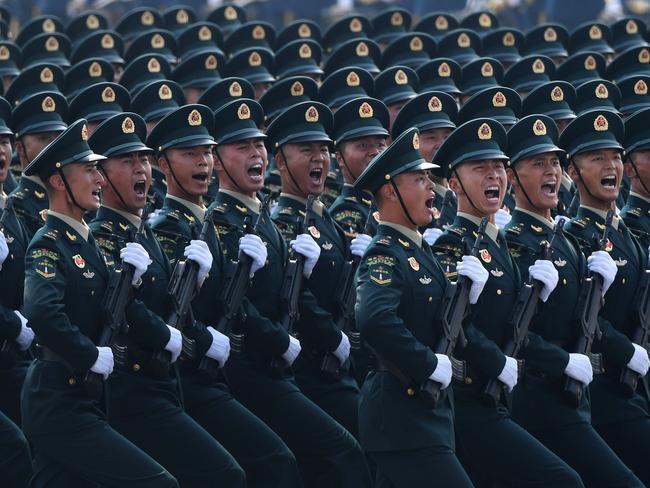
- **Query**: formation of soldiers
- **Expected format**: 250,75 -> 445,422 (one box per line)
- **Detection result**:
1,2 -> 650,487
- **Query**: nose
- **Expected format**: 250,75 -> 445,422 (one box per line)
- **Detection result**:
94,167 -> 105,184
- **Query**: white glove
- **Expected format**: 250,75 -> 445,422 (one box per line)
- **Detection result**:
120,242 -> 150,285
456,255 -> 489,304
239,234 -> 267,274
146,208 -> 162,227
350,233 -> 372,258
528,259 -> 559,302
290,234 -> 321,278
494,208 -> 512,229
13,310 -> 34,350
332,331 -> 351,364
184,240 -> 212,283
627,343 -> 650,376
587,250 -> 618,296
281,335 -> 301,366
564,353 -> 593,386
164,325 -> 182,363
554,215 -> 570,226
206,326 -> 231,367
497,356 -> 518,392
429,353 -> 452,389
90,346 -> 114,379
423,227 -> 443,246
0,231 -> 7,267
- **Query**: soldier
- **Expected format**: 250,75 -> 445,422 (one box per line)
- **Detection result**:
21,119 -> 177,487
147,104 -> 302,487
88,112 -> 246,487
68,81 -> 131,134
505,114 -> 643,487
210,99 -> 372,487
560,110 -> 650,485
432,118 -> 583,487
170,51 -> 224,104
354,126 -> 480,487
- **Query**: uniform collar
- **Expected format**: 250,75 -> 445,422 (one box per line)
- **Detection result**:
280,192 -> 325,217
629,191 -> 650,205
379,219 -> 422,248
48,210 -> 90,240
0,192 -> 5,209
514,207 -> 553,230
167,194 -> 205,221
103,205 -> 141,228
220,188 -> 260,213
560,171 -> 573,191
22,173 -> 46,189
457,211 -> 500,243
580,205 -> 620,230
434,183 -> 448,199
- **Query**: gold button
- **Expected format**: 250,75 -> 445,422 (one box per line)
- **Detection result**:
132,363 -> 141,372
496,289 -> 502,295
622,278 -> 626,284
332,261 -> 335,267
91,290 -> 95,295
151,276 -> 156,282
465,377 -> 473,385
563,278 -> 567,285
428,296 -> 432,302
68,377 -> 76,386
406,387 -> 415,396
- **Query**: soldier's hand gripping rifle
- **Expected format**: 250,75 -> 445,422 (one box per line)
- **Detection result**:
483,220 -> 564,406
421,217 -> 488,408
84,202 -> 154,397
564,209 -> 614,407
149,207 -> 215,376
269,194 -> 315,377
0,196 -> 21,368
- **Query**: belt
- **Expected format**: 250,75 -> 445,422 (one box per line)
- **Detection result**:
36,345 -> 68,363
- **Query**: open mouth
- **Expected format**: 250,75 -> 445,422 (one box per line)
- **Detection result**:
601,175 -> 617,189
192,172 -> 208,183
484,185 -> 500,202
425,197 -> 435,209
134,180 -> 146,196
247,162 -> 263,178
309,167 -> 323,185
540,179 -> 557,197
91,189 -> 101,200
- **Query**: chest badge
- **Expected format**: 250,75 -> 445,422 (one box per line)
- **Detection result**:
308,225 -> 320,239
490,268 -> 504,277
5,235 -> 14,243
419,275 -> 432,284
479,249 -> 492,263
614,258 -> 627,267
83,270 -> 95,279
553,258 -> 566,267
72,254 -> 86,268
408,256 -> 420,271
321,241 -> 333,250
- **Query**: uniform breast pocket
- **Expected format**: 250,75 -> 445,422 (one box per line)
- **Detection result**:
68,261 -> 106,305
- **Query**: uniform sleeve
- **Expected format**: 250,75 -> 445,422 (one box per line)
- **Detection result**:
0,305 -> 21,341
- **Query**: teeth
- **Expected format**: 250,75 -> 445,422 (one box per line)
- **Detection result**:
486,186 -> 498,191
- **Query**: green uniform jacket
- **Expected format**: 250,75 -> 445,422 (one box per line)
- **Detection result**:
355,224 -> 455,451
565,207 -> 649,425
621,193 -> 650,250
9,176 -> 48,238
148,166 -> 167,209
328,184 -> 379,239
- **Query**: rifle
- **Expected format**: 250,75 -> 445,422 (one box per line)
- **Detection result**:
418,217 -> 488,407
434,191 -> 451,229
619,251 -> 650,396
0,197 -> 21,368
269,194 -> 315,377
196,195 -> 272,382
149,207 -> 214,377
83,202 -> 153,397
483,220 -> 564,406
564,209 -> 614,406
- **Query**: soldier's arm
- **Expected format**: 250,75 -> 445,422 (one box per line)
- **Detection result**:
0,306 -> 22,341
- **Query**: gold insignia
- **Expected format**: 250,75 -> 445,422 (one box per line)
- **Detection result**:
533,119 -> 547,136
299,43 -> 312,59
151,33 -> 165,49
305,105 -> 319,122
35,258 -> 56,279
122,116 -> 135,134
237,103 -> 251,120
81,124 -> 89,141
479,249 -> 492,263
35,190 -> 46,199
86,14 -> 100,29
188,109 -> 202,126
438,62 -> 451,77
435,15 -> 449,30
224,6 -> 238,20
409,36 -> 423,52
503,32 -> 515,47
286,81 -> 302,98
321,241 -> 333,250
635,79 -> 648,95
252,25 -> 265,40
531,224 -> 544,232
198,25 -> 212,41
428,96 -> 442,112
585,55 -> 597,70
45,36 -> 59,52
551,85 -> 564,101
41,96 -> 55,112
639,48 -> 650,63
412,131 -> 420,150
593,114 -> 608,131
391,11 -> 403,26
605,238 -> 613,252
83,270 -> 95,279
492,91 -> 506,107
478,122 -> 492,140
0,46 -> 9,60
458,32 -> 470,48
490,268 -> 504,277
419,275 -> 432,284
229,81 -> 242,96
481,61 -> 494,77
349,17 -> 363,33
479,12 -> 492,27
395,69 -> 408,85
355,101 -> 372,118
595,83 -> 609,99
66,230 -> 78,242
554,258 -> 566,267
532,58 -> 545,74
356,41 -> 369,57
626,19 -> 638,35
395,238 -> 409,248
42,18 -> 55,33
88,61 -> 102,77
40,67 -> 54,83
101,86 -> 115,103
183,212 -> 195,222
308,225 -> 320,238
176,9 -> 189,24
408,256 -> 420,270
147,57 -> 161,73
614,257 -> 627,266
589,25 -> 602,40
141,11 -> 155,26
298,23 -> 312,37
205,54 -> 218,70
248,51 -> 262,66
544,27 -> 557,42
235,204 -> 247,213
159,83 -> 172,100
346,71 -> 360,86
101,33 -> 114,49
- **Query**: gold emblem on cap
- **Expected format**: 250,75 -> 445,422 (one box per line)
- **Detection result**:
305,105 -> 319,122
205,54 -> 218,70
595,83 -> 609,99
252,25 -> 265,40
502,32 -> 515,47
40,67 -> 53,83
248,51 -> 262,66
188,109 -> 202,126
626,19 -> 638,35
634,79 -> 648,95
593,114 -> 608,131
298,23 -> 311,37
481,61 -> 494,77
478,122 -> 492,140
544,27 -> 557,42
532,58 -> 545,73
42,18 -> 55,33
141,11 -> 154,26
102,86 -> 116,103
176,9 -> 189,24
86,14 -> 100,29
412,131 -> 420,149
457,32 -> 470,48
346,71 -> 360,86
492,91 -> 506,107
151,33 -> 165,49
225,6 -> 238,20
584,55 -> 597,70
0,46 -> 9,60
438,62 -> 451,77
428,96 -> 442,112
101,33 -> 114,49
435,15 -> 448,30
639,48 -> 650,63
147,57 -> 160,72
290,81 -> 304,96
229,81 -> 242,96
533,119 -> 547,136
551,85 -> 564,101
589,25 -> 602,40
159,83 -> 172,100
237,103 -> 251,120
350,17 -> 363,33
356,41 -> 369,57
359,101 -> 373,118
395,69 -> 408,85
409,36 -> 423,52
122,117 -> 135,133
41,96 -> 55,112
89,61 -> 102,77
198,26 -> 212,41
81,124 -> 89,141
299,43 -> 312,59
391,12 -> 403,26
45,36 -> 59,52
479,13 -> 492,28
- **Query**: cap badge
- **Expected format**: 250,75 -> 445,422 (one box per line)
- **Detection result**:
299,43 -> 312,58
42,18 -> 56,33
544,27 -> 557,42
359,101 -> 373,118
438,62 -> 451,77
0,46 -> 9,60
41,96 -> 55,112
551,85 -> 564,101
481,61 -> 494,77
237,103 -> 251,120
346,71 -> 360,86
81,124 -> 89,141
350,18 -> 363,33
492,91 -> 506,107
141,11 -> 155,26
391,12 -> 403,26
457,32 -> 471,48
584,55 -> 597,70
356,41 -> 369,57
229,81 -> 242,96
412,131 -> 420,150
533,119 -> 547,136
188,109 -> 202,126
626,20 -> 638,35
290,81 -> 304,96
595,83 -> 608,99
298,23 -> 311,37
435,16 -> 448,30
410,36 -> 423,51
147,57 -> 160,72
502,32 -> 515,47
252,25 -> 265,40
176,9 -> 189,24
86,14 -> 100,29
101,33 -> 114,49
40,67 -> 53,83
589,25 -> 602,40
101,86 -> 115,102
89,61 -> 102,77
634,79 -> 648,95
224,6 -> 237,20
305,105 -> 319,122
593,114 -> 608,131
428,96 -> 442,112
639,48 -> 650,63
159,83 -> 172,100
248,51 -> 262,66
478,122 -> 492,140
198,26 -> 212,41
395,69 -> 408,85
45,36 -> 59,52
205,54 -> 218,70
122,117 -> 135,133
479,13 -> 492,27
532,58 -> 545,74
151,33 -> 165,49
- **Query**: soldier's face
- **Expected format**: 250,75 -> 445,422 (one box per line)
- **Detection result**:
62,162 -> 104,210
450,159 -> 507,217
625,149 -> 650,197
215,138 -> 267,196
0,135 -> 11,185
419,128 -> 452,162
184,87 -> 204,104
508,152 -> 562,212
100,151 -> 152,214
160,145 -> 214,200
18,131 -> 60,166
254,82 -> 272,100
393,170 -> 436,227
277,141 -> 330,198
336,135 -> 387,181
568,149 -> 622,206
555,118 -> 571,134
387,101 -> 405,131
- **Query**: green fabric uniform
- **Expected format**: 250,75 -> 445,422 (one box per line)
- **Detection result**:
506,209 -> 642,487
149,165 -> 167,208
208,190 -> 371,487
432,183 -> 458,229
151,194 -> 301,488
621,193 -> 650,249
329,184 -> 379,239
10,175 -> 48,239
271,193 -> 362,438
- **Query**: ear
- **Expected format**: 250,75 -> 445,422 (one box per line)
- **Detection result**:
623,160 -> 636,179
157,152 -> 170,174
505,167 -> 517,187
448,174 -> 462,196
46,172 -> 65,192
566,161 -> 579,182
275,149 -> 286,171
378,182 -> 396,202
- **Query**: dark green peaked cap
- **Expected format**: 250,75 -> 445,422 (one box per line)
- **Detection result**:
611,17 -> 648,53
88,112 -> 151,158
171,50 -> 224,88
380,32 -> 436,69
605,45 -> 650,83
213,98 -> 265,144
64,58 -> 114,99
460,11 -> 499,38
163,5 -> 197,34
131,80 -> 185,122
198,77 -> 254,112
481,28 -> 524,64
574,79 -> 621,116
522,81 -> 576,121
12,91 -> 68,137
556,51 -> 605,87
460,57 -> 504,96
506,114 -> 563,165
266,101 -> 332,151
323,15 -> 372,53
147,104 -> 215,152
503,55 -> 555,93
623,107 -> 650,153
374,66 -> 419,106
224,47 -> 275,85
275,20 -> 322,49
15,15 -> 64,47
618,75 -> 650,115
274,39 -> 323,79
65,11 -> 108,46
120,54 -> 171,96
371,8 -> 412,45
207,5 -> 246,36
318,67 -> 373,110
70,29 -> 124,65
177,21 -> 224,60
569,22 -> 613,55
413,13 -> 459,41
259,76 -> 318,123
21,32 -> 71,68
333,97 -> 389,145
68,82 -> 130,123
438,28 -> 480,66
458,86 -> 521,126
225,21 -> 275,57
5,63 -> 64,106
524,23 -> 568,58
324,38 -> 381,76
115,8 -> 163,42
0,42 -> 20,77
124,29 -> 177,65
416,57 -> 461,94
391,90 -> 457,139
558,109 -> 623,160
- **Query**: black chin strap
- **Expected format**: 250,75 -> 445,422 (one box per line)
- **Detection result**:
570,158 -> 598,202
389,179 -> 417,227
510,166 -> 539,211
626,155 -> 650,196
279,146 -> 307,197
162,151 -> 194,199
56,167 -> 88,212
97,163 -> 129,210
337,151 -> 358,182
214,148 -> 247,195
452,168 -> 482,215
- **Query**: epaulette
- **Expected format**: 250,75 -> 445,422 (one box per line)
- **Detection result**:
626,207 -> 642,218
11,189 -> 25,200
446,225 -> 465,237
279,206 -> 295,216
505,222 -> 524,236
571,217 -> 587,229
375,235 -> 392,246
166,209 -> 180,221
100,221 -> 113,232
43,229 -> 59,240
212,203 -> 228,214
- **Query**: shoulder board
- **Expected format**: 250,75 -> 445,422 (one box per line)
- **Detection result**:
505,222 -> 524,236
100,221 -> 114,232
166,209 -> 180,221
12,190 -> 25,200
279,206 -> 295,216
571,217 -> 587,229
627,207 -> 642,218
43,229 -> 59,240
446,225 -> 465,237
212,203 -> 228,214
375,235 -> 392,246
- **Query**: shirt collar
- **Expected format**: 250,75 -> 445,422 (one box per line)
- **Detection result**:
379,220 -> 423,248
280,192 -> 324,217
167,194 -> 205,221
48,210 -> 90,241
433,183 -> 448,199
515,207 -> 554,230
22,174 -> 46,189
104,205 -> 141,228
220,188 -> 260,213
458,211 -> 500,243
0,192 -> 5,210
